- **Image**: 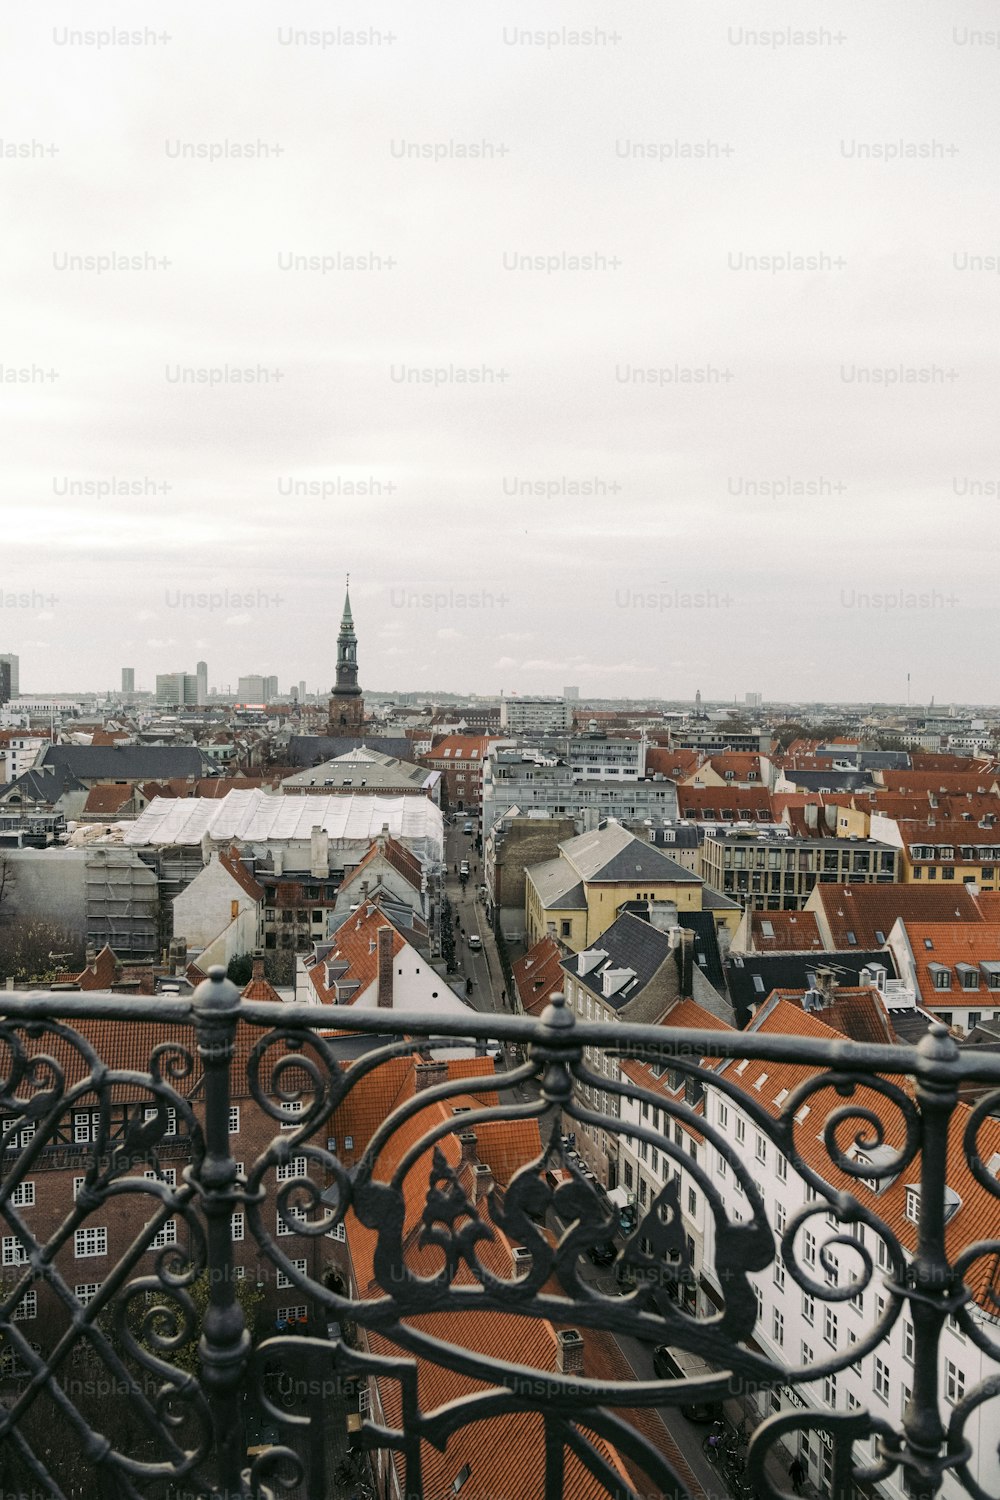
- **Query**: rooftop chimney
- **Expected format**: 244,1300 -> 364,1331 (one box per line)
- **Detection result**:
414,1059 -> 448,1093
459,1130 -> 478,1167
512,1246 -> 532,1279
310,825 -> 330,879
376,924 -> 394,1008
472,1163 -> 494,1200
554,1328 -> 584,1375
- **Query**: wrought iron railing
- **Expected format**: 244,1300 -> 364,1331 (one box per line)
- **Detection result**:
0,971 -> 998,1500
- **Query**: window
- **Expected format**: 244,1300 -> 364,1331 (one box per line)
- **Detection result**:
755,1135 -> 767,1165
905,1185 -> 920,1222
804,1230 -> 816,1267
277,1157 -> 309,1182
277,1305 -> 308,1323
277,1208 -> 305,1237
775,1154 -> 787,1182
824,1307 -> 838,1346
13,1291 -> 36,1321
10,1182 -> 34,1208
801,1342 -> 814,1367
75,1284 -> 101,1306
281,1101 -> 304,1129
772,1309 -> 784,1346
327,1222 -> 346,1243
803,1293 -> 815,1325
735,1118 -> 745,1145
73,1176 -> 86,1200
774,1256 -> 785,1291
149,1220 -> 177,1250
229,1107 -> 240,1134
775,1203 -> 786,1236
277,1259 -> 307,1289
904,1320 -> 914,1363
231,1212 -> 244,1242
143,1106 -> 177,1137
75,1228 -> 107,1259
74,1111 -> 101,1144
945,1360 -> 965,1405
718,1103 -> 728,1129
874,1357 -> 890,1402
687,1187 -> 697,1216
824,1374 -> 838,1407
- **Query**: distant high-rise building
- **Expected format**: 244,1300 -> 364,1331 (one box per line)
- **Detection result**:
0,660 -> 10,707
745,691 -> 763,709
0,654 -> 19,699
563,686 -> 579,701
299,680 -> 306,702
196,660 -> 208,706
237,674 -> 278,703
122,668 -> 135,694
156,672 -> 199,706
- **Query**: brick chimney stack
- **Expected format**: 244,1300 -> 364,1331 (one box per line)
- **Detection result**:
414,1059 -> 448,1092
554,1329 -> 584,1374
376,925 -> 394,1008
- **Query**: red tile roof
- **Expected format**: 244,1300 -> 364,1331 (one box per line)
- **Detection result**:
217,847 -> 266,903
750,911 -> 824,951
512,936 -> 565,1017
344,833 -> 423,893
676,786 -> 775,821
767,987 -> 896,1046
82,783 -> 136,816
898,920 -> 1000,1008
810,883 -> 985,949
304,902 -> 406,1004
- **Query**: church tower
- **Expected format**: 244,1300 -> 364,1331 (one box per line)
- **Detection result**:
327,579 -> 366,734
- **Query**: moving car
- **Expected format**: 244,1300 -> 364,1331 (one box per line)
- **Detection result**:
651,1346 -> 725,1423
467,934 -> 482,950
463,820 -> 474,833
460,860 -> 470,875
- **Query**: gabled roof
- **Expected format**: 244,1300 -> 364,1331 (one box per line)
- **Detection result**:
767,986 -> 896,1046
809,883 -> 985,949
560,824 -> 700,884
898,921 -> 1000,1005
750,911 -> 823,951
524,857 -> 588,911
512,935 -> 566,1017
725,950 -> 899,1021
38,744 -> 211,780
560,912 -> 674,1011
286,734 -> 414,768
343,833 -> 423,893
217,847 -> 266,903
82,783 -> 137,816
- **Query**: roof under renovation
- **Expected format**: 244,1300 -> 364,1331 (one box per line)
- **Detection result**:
122,790 -> 444,857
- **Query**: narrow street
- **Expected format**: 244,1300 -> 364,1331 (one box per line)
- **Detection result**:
441,815 -> 501,1015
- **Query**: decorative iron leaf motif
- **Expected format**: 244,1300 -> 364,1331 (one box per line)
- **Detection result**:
417,1146 -> 494,1279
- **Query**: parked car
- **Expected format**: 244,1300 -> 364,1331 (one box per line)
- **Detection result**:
463,820 -> 474,833
651,1346 -> 725,1423
468,934 -> 482,950
460,861 -> 470,875
587,1241 -> 617,1266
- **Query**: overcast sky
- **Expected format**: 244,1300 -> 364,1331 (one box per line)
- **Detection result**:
2,2 -> 999,705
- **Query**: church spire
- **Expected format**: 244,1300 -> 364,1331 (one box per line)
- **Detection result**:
328,573 -> 365,733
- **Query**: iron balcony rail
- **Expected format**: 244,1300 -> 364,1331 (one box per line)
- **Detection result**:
0,973 -> 998,1500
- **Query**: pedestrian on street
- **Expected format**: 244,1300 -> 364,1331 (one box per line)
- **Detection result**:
789,1455 -> 806,1494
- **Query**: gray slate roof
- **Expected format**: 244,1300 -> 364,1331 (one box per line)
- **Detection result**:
287,735 -> 414,768
1,765 -> 87,803
38,744 -> 210,780
725,949 -> 897,1024
561,823 -> 700,884
526,857 -> 588,910
559,911 -> 673,1011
